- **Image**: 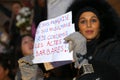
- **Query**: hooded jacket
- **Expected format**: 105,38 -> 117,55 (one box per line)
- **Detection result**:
67,0 -> 120,79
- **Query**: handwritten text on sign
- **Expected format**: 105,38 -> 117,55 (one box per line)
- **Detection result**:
33,12 -> 75,63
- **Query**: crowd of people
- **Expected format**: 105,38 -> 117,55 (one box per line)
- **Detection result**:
0,0 -> 120,80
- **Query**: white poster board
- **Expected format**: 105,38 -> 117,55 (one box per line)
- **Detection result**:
33,12 -> 75,63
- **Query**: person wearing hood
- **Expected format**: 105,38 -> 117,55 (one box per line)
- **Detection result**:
65,0 -> 120,80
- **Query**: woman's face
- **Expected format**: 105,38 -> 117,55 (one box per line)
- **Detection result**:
78,11 -> 100,42
21,36 -> 34,56
12,3 -> 21,15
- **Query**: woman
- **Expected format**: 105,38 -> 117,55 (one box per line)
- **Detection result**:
9,1 -> 22,52
32,0 -> 47,38
15,34 -> 44,80
15,34 -> 34,60
66,0 -> 120,79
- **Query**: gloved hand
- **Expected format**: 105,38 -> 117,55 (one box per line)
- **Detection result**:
18,54 -> 44,80
64,32 -> 88,68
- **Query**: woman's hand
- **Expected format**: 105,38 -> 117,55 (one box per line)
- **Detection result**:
64,32 -> 87,68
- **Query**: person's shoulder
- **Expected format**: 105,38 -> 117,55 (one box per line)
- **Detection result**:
110,40 -> 120,55
104,38 -> 120,53
108,38 -> 120,49
99,38 -> 120,48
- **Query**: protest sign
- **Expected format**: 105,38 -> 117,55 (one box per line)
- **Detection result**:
33,11 -> 75,64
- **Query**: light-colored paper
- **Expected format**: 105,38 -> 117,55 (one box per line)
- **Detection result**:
33,12 -> 75,64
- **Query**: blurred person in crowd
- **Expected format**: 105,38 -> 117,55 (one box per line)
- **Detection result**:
14,34 -> 44,80
31,0 -> 47,38
0,23 -> 11,53
33,0 -> 47,26
65,0 -> 120,80
9,1 -> 22,51
0,53 -> 15,80
14,34 -> 73,80
15,34 -> 34,60
12,1 -> 22,17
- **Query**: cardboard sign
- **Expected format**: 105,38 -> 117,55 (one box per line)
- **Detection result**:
33,12 -> 75,64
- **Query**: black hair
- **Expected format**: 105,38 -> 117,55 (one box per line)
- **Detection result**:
67,0 -> 120,41
33,0 -> 47,27
15,34 -> 33,61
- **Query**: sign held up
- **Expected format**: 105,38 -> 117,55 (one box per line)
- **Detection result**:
33,12 -> 75,63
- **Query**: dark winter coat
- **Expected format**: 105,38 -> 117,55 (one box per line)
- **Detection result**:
76,37 -> 120,80
66,0 -> 120,79
93,38 -> 120,79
